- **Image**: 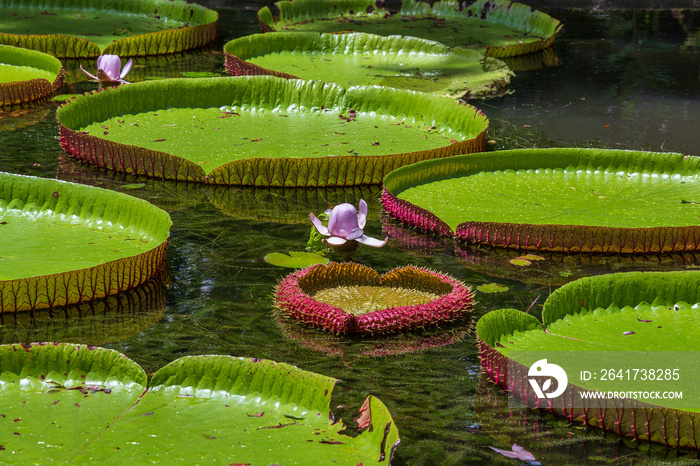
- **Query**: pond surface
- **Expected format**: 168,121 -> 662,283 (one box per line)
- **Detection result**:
2,3 -> 700,465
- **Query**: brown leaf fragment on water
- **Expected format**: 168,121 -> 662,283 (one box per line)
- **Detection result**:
623,331 -> 636,335
246,412 -> 264,417
489,444 -> 536,461
319,439 -> 344,444
355,397 -> 372,430
251,138 -> 262,142
154,139 -> 166,142
637,318 -> 653,323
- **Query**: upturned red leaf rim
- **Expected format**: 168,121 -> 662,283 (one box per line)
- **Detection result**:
382,148 -> 700,254
0,45 -> 64,107
476,271 -> 700,450
275,262 -> 474,334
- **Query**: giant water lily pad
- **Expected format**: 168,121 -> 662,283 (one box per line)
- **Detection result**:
0,0 -> 217,58
57,76 -> 489,186
276,262 -> 473,334
258,0 -> 562,58
0,172 -> 172,312
0,45 -> 63,107
383,148 -> 700,254
0,343 -> 399,463
225,32 -> 512,99
476,271 -> 700,449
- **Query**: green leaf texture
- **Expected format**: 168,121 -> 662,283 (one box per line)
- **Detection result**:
383,148 -> 700,254
0,172 -> 172,312
0,45 -> 63,107
476,272 -> 700,448
224,32 -> 513,99
0,0 -> 217,58
0,343 -> 400,464
57,76 -> 489,186
257,0 -> 561,58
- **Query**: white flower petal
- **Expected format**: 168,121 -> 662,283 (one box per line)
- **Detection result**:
310,213 -> 329,236
355,234 -> 388,248
326,236 -> 347,245
79,65 -> 98,81
358,199 -> 367,229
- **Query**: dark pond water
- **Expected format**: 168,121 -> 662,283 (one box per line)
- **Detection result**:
2,3 -> 700,465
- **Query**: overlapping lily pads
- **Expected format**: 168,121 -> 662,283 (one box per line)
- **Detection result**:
0,172 -> 172,312
383,148 -> 700,254
0,0 -> 218,58
225,32 -> 512,99
57,76 -> 489,186
0,342 -> 400,463
257,0 -> 562,58
275,262 -> 474,334
0,45 -> 63,107
476,271 -> 700,449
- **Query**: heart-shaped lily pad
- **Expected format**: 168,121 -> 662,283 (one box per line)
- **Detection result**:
57,76 -> 489,186
0,172 -> 172,312
225,32 -> 512,99
476,271 -> 700,449
0,0 -> 217,58
0,45 -> 63,107
383,148 -> 700,254
0,342 -> 399,463
258,0 -> 562,58
275,262 -> 473,334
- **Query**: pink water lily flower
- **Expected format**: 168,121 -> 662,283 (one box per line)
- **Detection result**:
80,55 -> 133,83
310,200 -> 387,248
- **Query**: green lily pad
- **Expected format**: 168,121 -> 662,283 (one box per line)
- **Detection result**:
225,32 -> 512,99
0,342 -> 400,463
476,271 -> 700,449
383,148 -> 700,254
0,172 -> 172,312
0,0 -> 217,58
57,76 -> 489,186
476,282 -> 509,293
258,0 -> 562,58
0,45 -> 63,107
264,251 -> 330,268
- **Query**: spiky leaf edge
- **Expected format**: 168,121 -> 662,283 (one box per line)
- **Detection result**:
0,45 -> 64,107
56,76 -> 488,187
0,0 -> 217,58
475,271 -> 700,449
275,262 -> 474,334
383,148 -> 700,254
256,0 -> 561,58
0,172 -> 172,313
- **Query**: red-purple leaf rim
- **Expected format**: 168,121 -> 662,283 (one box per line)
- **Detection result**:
275,262 -> 474,334
476,271 -> 700,450
0,45 -> 64,107
56,76 -> 488,186
383,148 -> 700,254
